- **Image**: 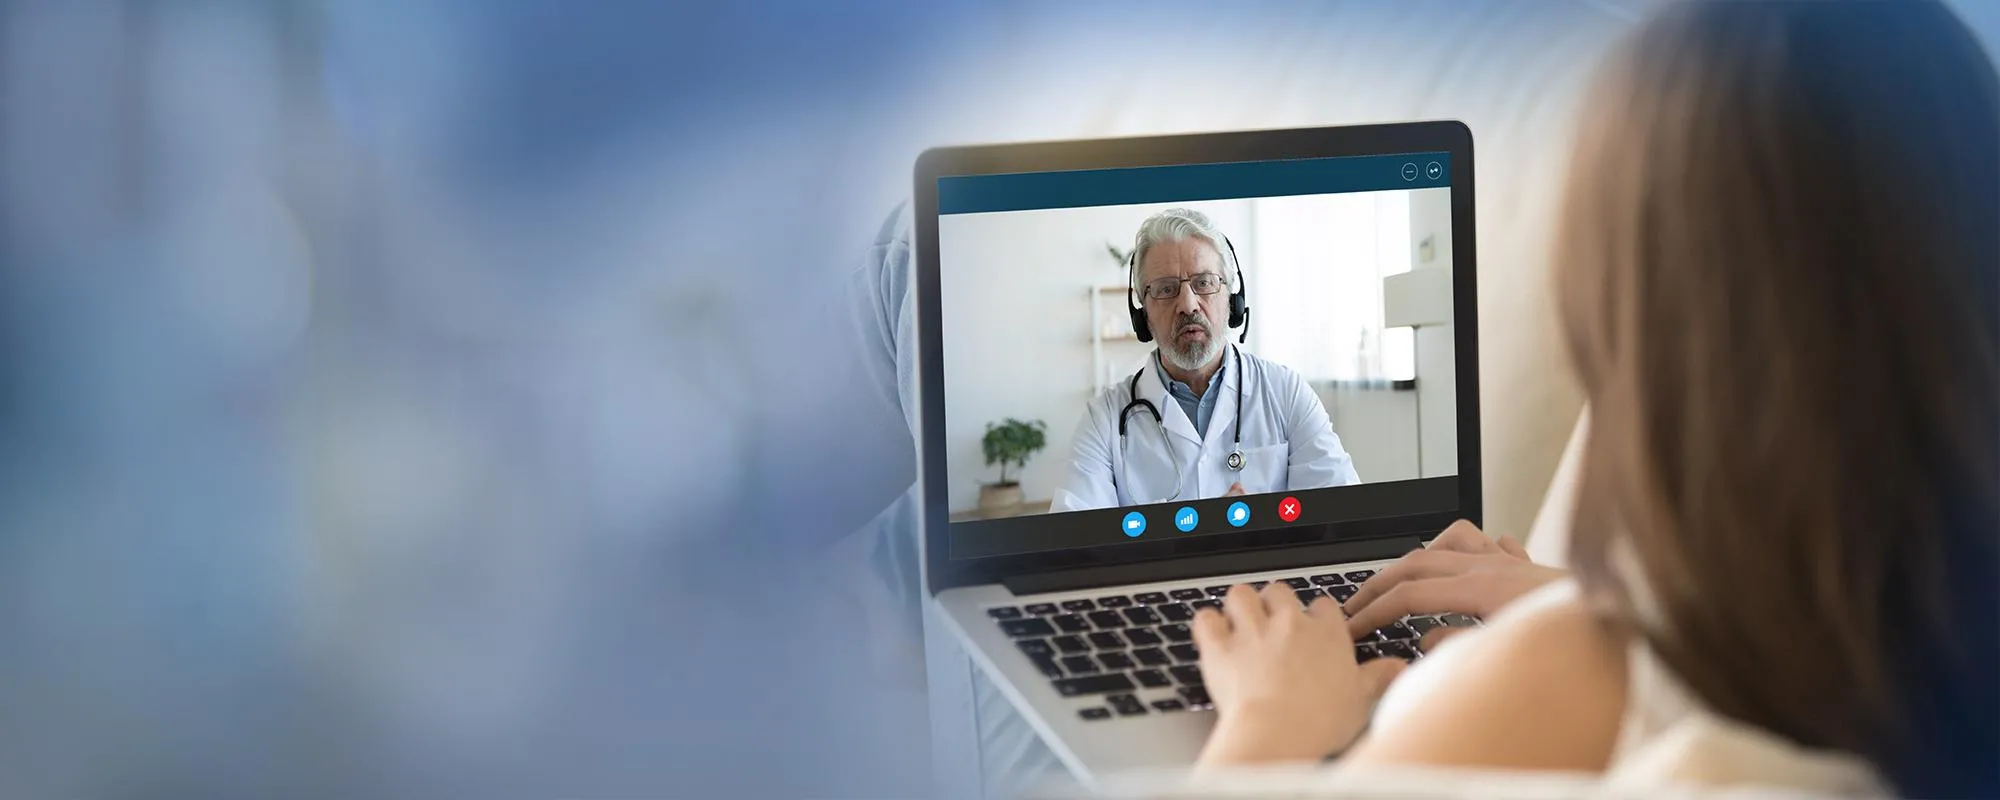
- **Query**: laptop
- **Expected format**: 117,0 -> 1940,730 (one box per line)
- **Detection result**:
913,121 -> 1481,783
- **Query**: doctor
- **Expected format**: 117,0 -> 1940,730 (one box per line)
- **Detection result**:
1053,208 -> 1360,512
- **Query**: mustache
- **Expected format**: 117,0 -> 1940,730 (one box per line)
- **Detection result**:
1172,313 -> 1211,334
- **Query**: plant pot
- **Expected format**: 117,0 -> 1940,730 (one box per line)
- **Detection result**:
979,482 -> 1024,512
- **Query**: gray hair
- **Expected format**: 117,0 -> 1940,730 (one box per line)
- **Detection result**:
1128,208 -> 1238,298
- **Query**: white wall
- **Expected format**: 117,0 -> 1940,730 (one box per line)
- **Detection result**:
1408,188 -> 1459,477
937,200 -> 1250,512
1319,186 -> 1455,484
1320,386 -> 1420,482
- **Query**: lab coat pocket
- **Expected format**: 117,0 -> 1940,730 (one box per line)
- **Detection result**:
1235,443 -> 1290,496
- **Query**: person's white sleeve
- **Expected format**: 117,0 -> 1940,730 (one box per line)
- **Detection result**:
1051,400 -> 1118,512
1283,369 -> 1362,488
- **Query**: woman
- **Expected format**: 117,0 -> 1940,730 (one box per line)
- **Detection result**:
1191,2 -> 2000,797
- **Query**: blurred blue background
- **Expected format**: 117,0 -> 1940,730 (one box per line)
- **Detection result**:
2,1 -> 1995,797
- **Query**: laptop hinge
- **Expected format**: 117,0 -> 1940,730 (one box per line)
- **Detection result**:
1001,535 -> 1425,597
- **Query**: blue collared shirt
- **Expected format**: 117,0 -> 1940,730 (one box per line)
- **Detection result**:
1158,351 -> 1227,438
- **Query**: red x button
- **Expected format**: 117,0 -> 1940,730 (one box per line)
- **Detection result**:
1277,496 -> 1302,522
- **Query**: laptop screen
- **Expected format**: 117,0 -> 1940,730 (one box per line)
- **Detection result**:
937,152 -> 1461,559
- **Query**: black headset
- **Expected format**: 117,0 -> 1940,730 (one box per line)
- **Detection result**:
1125,232 -> 1251,344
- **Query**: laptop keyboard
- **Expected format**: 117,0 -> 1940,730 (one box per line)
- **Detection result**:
986,569 -> 1483,721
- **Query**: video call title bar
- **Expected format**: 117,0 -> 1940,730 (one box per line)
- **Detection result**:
938,152 -> 1451,215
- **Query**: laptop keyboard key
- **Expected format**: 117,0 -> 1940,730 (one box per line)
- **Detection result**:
1028,653 -> 1062,678
1281,577 -> 1311,589
1407,616 -> 1443,635
1016,639 -> 1053,656
1087,632 -> 1125,650
1168,643 -> 1200,663
1133,592 -> 1169,605
1060,655 -> 1100,674
1061,599 -> 1096,612
1124,628 -> 1163,646
999,618 -> 1055,637
1191,599 -> 1222,611
1133,668 -> 1172,688
1310,573 -> 1345,586
1378,621 -> 1416,641
1054,674 -> 1136,697
1296,588 -> 1324,606
1440,612 -> 1481,627
1177,685 -> 1212,707
1052,614 -> 1092,633
1151,698 -> 1187,712
1087,610 -> 1127,629
1379,641 -> 1417,660
1079,707 -> 1112,720
1344,569 -> 1376,583
1330,584 -> 1359,602
1105,693 -> 1143,714
1204,585 -> 1231,596
1133,647 -> 1171,666
1024,602 -> 1059,615
1355,643 -> 1380,663
1107,694 -> 1148,716
1096,595 -> 1132,608
989,606 -> 1023,619
1168,665 -> 1204,685
1169,588 -> 1205,601
1098,652 -> 1136,671
1122,607 -> 1161,626
1159,623 -> 1193,642
1157,603 -> 1193,622
1051,635 -> 1089,654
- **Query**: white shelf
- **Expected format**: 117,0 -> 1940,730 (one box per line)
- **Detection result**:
1090,285 -> 1149,393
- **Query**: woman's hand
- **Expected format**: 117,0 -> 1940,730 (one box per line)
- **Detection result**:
1191,583 -> 1407,769
1344,520 -> 1566,649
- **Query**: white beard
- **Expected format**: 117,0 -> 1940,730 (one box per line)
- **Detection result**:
1160,317 -> 1223,372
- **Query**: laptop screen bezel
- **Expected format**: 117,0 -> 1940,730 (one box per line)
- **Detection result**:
915,121 -> 1481,594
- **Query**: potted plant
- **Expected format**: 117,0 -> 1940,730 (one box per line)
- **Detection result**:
979,418 -> 1047,512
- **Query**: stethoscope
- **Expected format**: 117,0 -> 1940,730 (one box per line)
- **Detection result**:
1116,346 -> 1248,502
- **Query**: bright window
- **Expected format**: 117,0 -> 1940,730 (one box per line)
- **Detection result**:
1244,191 -> 1415,383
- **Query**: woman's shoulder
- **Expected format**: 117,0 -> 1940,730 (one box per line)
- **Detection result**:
1343,580 -> 1631,773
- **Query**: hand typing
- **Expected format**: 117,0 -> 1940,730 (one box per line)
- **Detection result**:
1344,520 -> 1566,650
1192,583 -> 1406,768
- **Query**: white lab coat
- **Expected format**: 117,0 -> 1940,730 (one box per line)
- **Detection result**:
1052,347 -> 1360,511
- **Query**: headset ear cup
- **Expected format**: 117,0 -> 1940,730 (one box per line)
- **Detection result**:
1130,306 -> 1153,342
1222,233 -> 1249,333
1126,250 -> 1154,342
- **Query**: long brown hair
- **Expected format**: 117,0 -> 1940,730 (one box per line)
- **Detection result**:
1554,2 -> 1999,796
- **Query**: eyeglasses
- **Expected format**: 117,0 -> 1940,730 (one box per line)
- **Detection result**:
1140,272 -> 1226,302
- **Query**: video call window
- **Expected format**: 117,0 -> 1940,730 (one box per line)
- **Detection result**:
939,187 -> 1458,524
